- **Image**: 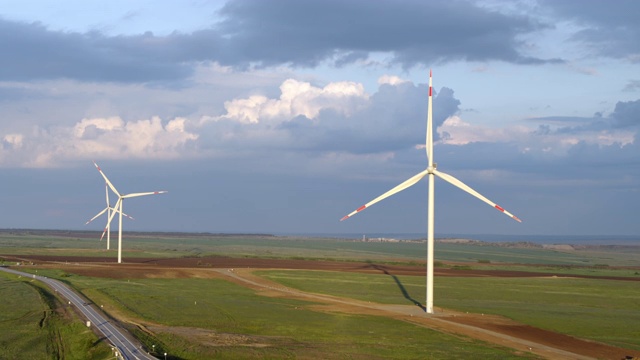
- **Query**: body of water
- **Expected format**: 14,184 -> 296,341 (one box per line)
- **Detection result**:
278,233 -> 640,245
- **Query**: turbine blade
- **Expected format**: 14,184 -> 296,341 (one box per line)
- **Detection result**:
426,69 -> 434,166
341,169 -> 429,221
99,201 -> 120,242
120,210 -> 135,221
99,198 -> 121,242
104,198 -> 121,229
434,169 -> 522,222
93,161 -> 120,196
105,183 -> 110,205
85,207 -> 108,225
122,190 -> 168,198
108,206 -> 135,220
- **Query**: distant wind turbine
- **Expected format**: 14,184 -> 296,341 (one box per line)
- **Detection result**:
92,161 -> 167,263
85,183 -> 134,250
341,70 -> 521,314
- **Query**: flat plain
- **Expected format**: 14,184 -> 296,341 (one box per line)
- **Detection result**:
1,230 -> 639,359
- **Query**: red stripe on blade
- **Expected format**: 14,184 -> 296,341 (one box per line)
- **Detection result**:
429,87 -> 432,96
495,205 -> 505,212
356,205 -> 366,212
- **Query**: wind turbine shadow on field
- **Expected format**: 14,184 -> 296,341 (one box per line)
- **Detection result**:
364,262 -> 425,311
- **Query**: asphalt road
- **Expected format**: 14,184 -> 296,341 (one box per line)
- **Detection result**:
0,266 -> 157,360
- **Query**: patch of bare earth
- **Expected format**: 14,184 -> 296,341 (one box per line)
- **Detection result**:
11,254 -> 640,359
145,325 -> 278,348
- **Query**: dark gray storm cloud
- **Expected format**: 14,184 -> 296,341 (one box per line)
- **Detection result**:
0,20 -> 192,82
532,99 -> 640,131
215,0 -> 560,68
611,99 -> 640,128
540,0 -> 640,60
0,0 -> 561,83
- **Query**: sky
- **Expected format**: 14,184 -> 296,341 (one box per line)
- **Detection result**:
1,0 -> 639,238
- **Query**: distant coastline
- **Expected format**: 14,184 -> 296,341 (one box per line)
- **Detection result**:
1,228 -> 638,245
276,232 -> 640,245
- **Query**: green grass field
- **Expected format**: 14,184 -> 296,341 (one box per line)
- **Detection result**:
0,273 -> 50,359
3,231 -> 640,358
259,270 -> 640,351
26,270 -> 535,359
3,231 -> 640,267
0,271 -> 112,360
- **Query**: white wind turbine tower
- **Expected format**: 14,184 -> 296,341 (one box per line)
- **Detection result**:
85,183 -> 134,250
93,161 -> 167,264
341,70 -> 521,314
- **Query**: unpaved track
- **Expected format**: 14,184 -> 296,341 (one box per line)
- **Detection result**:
7,254 -> 640,359
216,268 -> 633,360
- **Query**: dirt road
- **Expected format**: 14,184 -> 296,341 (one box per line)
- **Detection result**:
8,254 -> 640,359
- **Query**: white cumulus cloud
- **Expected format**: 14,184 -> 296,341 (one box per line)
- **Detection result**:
0,116 -> 199,167
377,75 -> 408,86
209,78 -> 370,124
437,116 -> 531,145
437,115 -> 636,156
71,116 -> 198,160
3,133 -> 24,148
73,117 -> 124,139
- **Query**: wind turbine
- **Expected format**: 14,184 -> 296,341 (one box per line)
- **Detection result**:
93,161 -> 167,263
340,70 -> 521,314
85,183 -> 134,250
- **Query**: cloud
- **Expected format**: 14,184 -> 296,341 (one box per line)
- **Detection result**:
0,0 -> 564,84
438,115 -> 531,145
378,75 -> 409,86
3,73 -> 639,191
438,104 -> 637,161
207,79 -> 369,124
0,116 -> 198,167
623,80 -> 640,92
0,20 -> 192,83
611,99 -> 640,128
2,133 -> 23,149
539,0 -> 640,60
0,76 -> 455,168
70,116 -> 198,160
215,0 -> 561,68
423,93 -> 640,201
194,75 -> 639,172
